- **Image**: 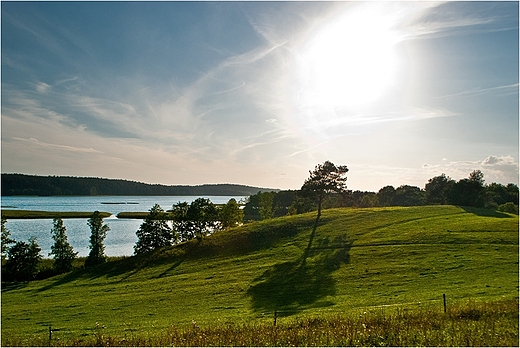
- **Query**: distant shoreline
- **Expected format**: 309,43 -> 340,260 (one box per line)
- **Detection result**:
1,174 -> 279,196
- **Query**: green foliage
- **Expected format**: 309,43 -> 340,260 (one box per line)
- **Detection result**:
288,195 -> 315,215
393,185 -> 426,206
172,198 -> 220,242
244,191 -> 302,220
359,192 -> 378,207
134,204 -> 174,254
1,218 -> 15,260
4,237 -> 42,281
258,192 -> 275,220
242,171 -> 517,214
425,174 -> 453,205
219,198 -> 244,228
486,182 -> 519,207
377,185 -> 396,206
301,161 -> 349,218
447,178 -> 484,207
49,218 -> 77,273
498,202 -> 519,215
85,211 -> 110,267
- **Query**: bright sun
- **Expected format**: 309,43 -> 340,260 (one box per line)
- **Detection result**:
296,7 -> 401,111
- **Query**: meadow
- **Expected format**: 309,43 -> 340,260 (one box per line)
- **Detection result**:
2,205 -> 518,346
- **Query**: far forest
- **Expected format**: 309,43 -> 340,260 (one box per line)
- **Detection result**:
1,174 -> 276,197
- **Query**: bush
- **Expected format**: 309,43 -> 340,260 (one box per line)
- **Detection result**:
497,202 -> 519,215
4,237 -> 42,281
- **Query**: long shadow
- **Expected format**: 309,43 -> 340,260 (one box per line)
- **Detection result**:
35,249 -> 182,292
33,222 -> 307,292
247,214 -> 352,315
1,281 -> 30,293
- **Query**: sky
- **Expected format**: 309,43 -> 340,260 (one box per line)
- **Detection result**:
1,1 -> 518,191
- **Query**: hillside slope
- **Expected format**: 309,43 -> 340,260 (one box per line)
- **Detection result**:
2,205 -> 518,341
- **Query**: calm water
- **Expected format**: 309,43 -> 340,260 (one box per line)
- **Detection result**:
1,195 -> 245,257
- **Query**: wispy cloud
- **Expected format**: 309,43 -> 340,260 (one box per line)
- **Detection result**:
435,83 -> 519,100
402,2 -> 515,39
12,137 -> 103,154
2,2 -> 517,190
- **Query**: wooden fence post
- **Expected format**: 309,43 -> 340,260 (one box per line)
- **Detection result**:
443,294 -> 447,313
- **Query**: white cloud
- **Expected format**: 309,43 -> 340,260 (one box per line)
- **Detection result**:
425,155 -> 519,184
422,163 -> 439,169
481,155 -> 517,167
35,82 -> 51,93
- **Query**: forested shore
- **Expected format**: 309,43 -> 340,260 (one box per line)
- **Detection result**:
1,174 -> 276,196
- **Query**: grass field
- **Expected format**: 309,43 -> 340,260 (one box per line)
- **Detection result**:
1,205 -> 518,346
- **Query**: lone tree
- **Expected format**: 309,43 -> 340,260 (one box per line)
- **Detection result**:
49,218 -> 77,273
300,160 -> 348,266
85,211 -> 110,267
134,204 -> 173,254
301,160 -> 349,221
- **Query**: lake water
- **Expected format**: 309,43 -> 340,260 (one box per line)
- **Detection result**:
1,195 -> 246,257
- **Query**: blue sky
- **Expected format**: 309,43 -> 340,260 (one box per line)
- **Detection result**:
2,1 -> 518,191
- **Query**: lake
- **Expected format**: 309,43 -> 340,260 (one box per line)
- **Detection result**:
1,195 -> 246,257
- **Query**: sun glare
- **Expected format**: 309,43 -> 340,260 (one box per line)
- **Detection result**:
296,7 -> 401,111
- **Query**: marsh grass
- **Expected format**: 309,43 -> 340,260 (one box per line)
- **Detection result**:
4,298 -> 517,346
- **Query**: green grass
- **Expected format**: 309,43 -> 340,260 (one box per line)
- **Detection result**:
2,205 -> 518,346
1,210 -> 111,219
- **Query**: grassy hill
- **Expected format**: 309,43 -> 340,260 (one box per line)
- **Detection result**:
2,205 -> 518,345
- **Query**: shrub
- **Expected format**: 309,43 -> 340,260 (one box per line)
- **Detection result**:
497,202 -> 519,215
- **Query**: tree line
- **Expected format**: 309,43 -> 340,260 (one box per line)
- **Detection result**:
1,212 -> 109,282
1,199 -> 244,280
134,198 -> 243,254
1,174 -> 276,196
243,170 -> 519,221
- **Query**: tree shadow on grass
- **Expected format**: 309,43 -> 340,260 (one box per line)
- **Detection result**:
247,234 -> 352,315
1,281 -> 30,292
35,248 -> 185,292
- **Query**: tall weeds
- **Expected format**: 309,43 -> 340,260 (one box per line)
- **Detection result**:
4,298 -> 517,347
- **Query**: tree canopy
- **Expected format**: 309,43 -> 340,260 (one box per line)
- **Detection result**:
49,218 -> 77,273
172,198 -> 220,242
134,204 -> 174,254
300,161 -> 349,218
5,237 -> 42,281
85,211 -> 110,267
